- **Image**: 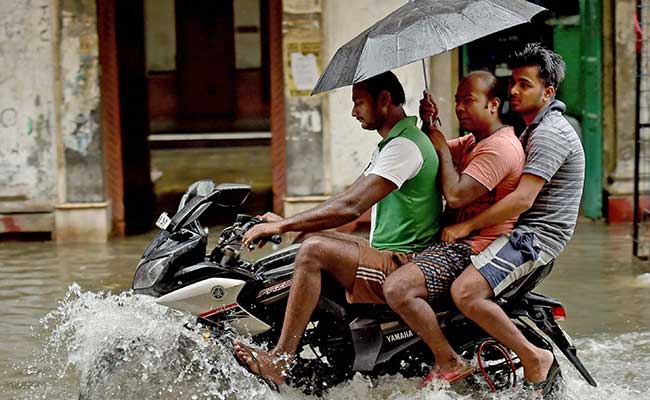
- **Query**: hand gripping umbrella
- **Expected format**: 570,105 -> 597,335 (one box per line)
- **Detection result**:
312,0 -> 546,97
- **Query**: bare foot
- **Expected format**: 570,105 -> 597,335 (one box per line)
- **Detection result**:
233,339 -> 293,386
524,348 -> 554,384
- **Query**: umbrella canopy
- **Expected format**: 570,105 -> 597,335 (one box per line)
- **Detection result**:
312,0 -> 545,94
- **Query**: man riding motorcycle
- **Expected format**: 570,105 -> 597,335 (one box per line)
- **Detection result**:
233,71 -> 442,385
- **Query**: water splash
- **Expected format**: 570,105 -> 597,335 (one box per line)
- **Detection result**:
16,283 -> 276,400
12,284 -> 650,400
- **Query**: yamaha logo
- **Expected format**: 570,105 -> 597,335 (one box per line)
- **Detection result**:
386,329 -> 414,343
211,286 -> 225,300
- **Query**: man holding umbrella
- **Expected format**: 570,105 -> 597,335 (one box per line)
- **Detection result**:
234,71 -> 442,385
383,69 -> 525,385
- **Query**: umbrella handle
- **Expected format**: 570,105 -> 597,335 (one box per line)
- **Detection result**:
421,59 -> 437,127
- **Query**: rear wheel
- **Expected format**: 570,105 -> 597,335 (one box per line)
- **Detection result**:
448,319 -> 559,393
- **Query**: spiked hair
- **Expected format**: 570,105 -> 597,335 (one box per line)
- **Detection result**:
509,43 -> 566,89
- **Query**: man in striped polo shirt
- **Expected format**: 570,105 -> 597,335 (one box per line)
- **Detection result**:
443,44 -> 585,390
233,71 -> 442,385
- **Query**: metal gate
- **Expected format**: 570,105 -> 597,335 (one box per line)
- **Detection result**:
633,0 -> 650,258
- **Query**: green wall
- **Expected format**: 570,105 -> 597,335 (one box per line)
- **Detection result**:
579,0 -> 603,219
553,19 -> 582,117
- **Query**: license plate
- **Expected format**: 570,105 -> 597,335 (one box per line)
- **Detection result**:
156,212 -> 172,230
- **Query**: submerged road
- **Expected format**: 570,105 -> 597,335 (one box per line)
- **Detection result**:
1,220 -> 649,399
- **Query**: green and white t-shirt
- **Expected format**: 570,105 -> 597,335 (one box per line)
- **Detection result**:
364,116 -> 442,253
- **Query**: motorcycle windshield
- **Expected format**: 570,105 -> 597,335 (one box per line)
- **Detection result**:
168,184 -> 251,233
175,202 -> 212,231
143,230 -> 172,259
142,183 -> 251,258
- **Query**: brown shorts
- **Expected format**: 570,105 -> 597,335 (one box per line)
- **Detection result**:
346,239 -> 413,304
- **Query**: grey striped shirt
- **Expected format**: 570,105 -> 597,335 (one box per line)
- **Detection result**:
516,100 -> 585,257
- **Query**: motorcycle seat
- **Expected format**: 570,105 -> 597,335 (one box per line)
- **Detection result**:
496,260 -> 555,303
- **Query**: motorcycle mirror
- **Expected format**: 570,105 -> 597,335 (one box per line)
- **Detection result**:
178,180 -> 216,211
195,180 -> 216,197
213,183 -> 251,208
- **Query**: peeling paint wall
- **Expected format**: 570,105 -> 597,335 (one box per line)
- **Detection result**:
0,0 -> 56,209
283,3 -> 325,196
60,0 -> 103,202
607,0 -> 637,196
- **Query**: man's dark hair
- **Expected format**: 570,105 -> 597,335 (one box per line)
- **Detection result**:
356,71 -> 406,106
508,43 -> 566,89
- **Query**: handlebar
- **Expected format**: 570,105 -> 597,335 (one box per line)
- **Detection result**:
211,214 -> 284,267
238,216 -> 283,250
268,234 -> 282,244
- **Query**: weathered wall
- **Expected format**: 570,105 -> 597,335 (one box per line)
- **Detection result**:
322,0 -> 457,193
60,0 -> 103,203
602,0 -> 616,179
1,0 -> 108,238
608,0 -> 637,196
283,1 -> 325,196
0,0 -> 57,212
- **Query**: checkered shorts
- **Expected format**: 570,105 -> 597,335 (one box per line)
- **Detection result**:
412,242 -> 474,306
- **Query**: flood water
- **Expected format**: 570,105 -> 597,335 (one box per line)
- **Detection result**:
2,220 -> 650,399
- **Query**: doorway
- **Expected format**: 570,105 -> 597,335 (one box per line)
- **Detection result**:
99,0 -> 280,234
176,0 -> 236,119
145,0 -> 274,224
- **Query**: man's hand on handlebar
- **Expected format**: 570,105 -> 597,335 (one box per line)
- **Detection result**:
242,214 -> 285,249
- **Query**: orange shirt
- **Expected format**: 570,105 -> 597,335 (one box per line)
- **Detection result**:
447,126 -> 525,253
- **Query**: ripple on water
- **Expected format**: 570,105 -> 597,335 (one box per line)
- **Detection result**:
561,332 -> 650,398
11,284 -> 650,400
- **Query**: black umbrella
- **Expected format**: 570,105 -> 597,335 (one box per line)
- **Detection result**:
312,0 -> 545,95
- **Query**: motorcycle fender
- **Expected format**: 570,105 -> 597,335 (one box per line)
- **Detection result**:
156,277 -> 271,335
528,309 -> 598,387
350,318 -> 383,372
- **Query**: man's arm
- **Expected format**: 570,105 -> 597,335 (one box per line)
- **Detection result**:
441,173 -> 546,243
420,93 -> 489,209
242,174 -> 396,246
426,126 -> 490,209
281,174 -> 395,232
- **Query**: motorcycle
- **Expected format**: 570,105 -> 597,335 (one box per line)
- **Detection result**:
132,180 -> 598,395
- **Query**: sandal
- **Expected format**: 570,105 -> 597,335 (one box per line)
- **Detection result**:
523,356 -> 561,399
421,363 -> 476,387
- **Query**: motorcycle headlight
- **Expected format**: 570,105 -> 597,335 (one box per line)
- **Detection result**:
133,258 -> 168,290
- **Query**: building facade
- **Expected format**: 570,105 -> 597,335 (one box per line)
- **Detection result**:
0,0 -> 638,241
